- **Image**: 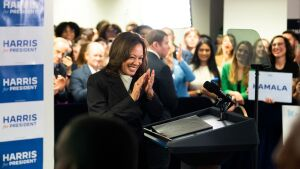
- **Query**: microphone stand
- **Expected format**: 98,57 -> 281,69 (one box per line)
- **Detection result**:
251,64 -> 270,122
250,64 -> 270,169
215,98 -> 231,121
251,64 -> 261,122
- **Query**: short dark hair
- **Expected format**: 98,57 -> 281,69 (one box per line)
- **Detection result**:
145,29 -> 167,45
106,32 -> 147,79
56,115 -> 138,169
55,21 -> 81,39
283,30 -> 300,42
96,20 -> 109,34
133,25 -> 152,36
98,23 -> 122,41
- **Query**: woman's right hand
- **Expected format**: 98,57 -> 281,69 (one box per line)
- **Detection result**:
130,73 -> 146,101
264,97 -> 274,104
230,91 -> 244,105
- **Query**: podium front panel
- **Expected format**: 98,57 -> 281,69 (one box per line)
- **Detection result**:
143,107 -> 259,165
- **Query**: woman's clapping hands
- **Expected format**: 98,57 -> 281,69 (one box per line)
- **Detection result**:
130,69 -> 155,101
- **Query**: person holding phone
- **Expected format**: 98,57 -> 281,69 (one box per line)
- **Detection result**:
53,37 -> 73,103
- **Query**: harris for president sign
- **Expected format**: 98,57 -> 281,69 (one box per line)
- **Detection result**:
0,0 -> 44,27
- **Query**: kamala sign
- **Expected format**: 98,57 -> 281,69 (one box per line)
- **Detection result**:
248,71 -> 293,103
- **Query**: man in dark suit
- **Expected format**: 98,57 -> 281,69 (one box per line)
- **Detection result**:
70,42 -> 107,103
145,29 -> 178,121
145,30 -> 178,169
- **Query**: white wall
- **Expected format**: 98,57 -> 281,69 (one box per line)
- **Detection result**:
53,0 -> 192,31
288,0 -> 300,18
224,0 -> 287,41
54,0 -> 296,42
53,0 -> 209,45
53,0 -> 143,29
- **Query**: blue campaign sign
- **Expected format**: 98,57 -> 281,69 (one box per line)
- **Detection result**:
0,64 -> 44,103
0,0 -> 44,27
0,138 -> 43,169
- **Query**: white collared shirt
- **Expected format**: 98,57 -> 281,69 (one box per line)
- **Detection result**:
120,73 -> 133,92
88,65 -> 99,74
148,49 -> 161,60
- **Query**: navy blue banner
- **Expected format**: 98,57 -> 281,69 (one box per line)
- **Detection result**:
0,0 -> 44,27
0,138 -> 42,169
0,64 -> 43,103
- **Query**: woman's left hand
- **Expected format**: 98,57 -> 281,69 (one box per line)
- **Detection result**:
144,69 -> 155,99
130,73 -> 146,101
175,44 -> 183,62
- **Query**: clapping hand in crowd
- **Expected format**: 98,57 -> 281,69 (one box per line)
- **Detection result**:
54,75 -> 67,95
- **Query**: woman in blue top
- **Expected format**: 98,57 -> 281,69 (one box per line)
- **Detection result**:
164,45 -> 195,97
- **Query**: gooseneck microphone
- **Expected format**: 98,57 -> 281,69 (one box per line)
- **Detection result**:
203,81 -> 234,103
203,81 -> 235,121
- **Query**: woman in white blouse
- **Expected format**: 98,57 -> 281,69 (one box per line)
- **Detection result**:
189,38 -> 220,97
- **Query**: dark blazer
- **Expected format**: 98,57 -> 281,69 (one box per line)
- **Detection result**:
70,64 -> 92,103
147,51 -> 178,119
87,69 -> 164,138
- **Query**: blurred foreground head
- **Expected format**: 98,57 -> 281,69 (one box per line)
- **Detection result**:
55,115 -> 138,169
273,116 -> 300,169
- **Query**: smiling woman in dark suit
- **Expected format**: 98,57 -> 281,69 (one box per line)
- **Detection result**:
87,32 -> 163,168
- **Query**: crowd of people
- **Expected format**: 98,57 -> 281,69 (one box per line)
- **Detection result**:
53,20 -> 300,169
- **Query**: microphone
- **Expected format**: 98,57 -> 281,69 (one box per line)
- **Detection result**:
203,81 -> 234,103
